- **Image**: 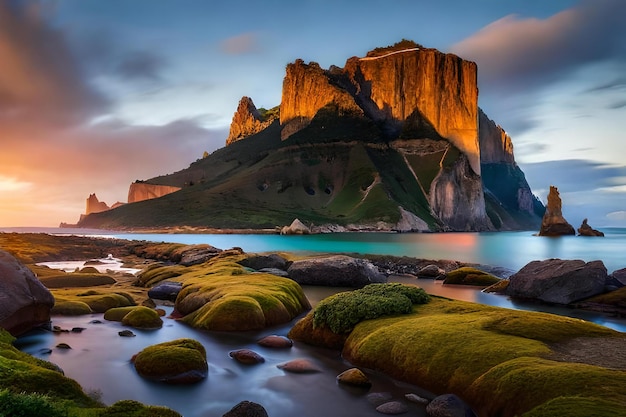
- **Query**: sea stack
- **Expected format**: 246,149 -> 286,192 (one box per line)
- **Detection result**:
538,186 -> 575,236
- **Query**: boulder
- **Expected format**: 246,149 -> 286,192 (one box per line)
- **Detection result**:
238,253 -> 289,271
577,218 -> 604,237
257,335 -> 293,348
277,358 -> 321,373
0,250 -> 55,335
538,186 -> 575,236
257,267 -> 289,277
443,267 -> 501,286
179,245 -> 222,266
426,394 -> 476,417
287,255 -> 386,287
417,264 -> 445,279
612,268 -> 626,286
505,259 -> 608,304
376,401 -> 409,415
132,338 -> 208,384
121,306 -> 163,329
280,218 -> 310,235
148,281 -> 183,301
222,401 -> 268,417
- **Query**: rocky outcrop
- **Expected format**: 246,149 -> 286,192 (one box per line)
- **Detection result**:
0,250 -> 55,335
280,218 -> 310,235
538,186 -> 575,236
578,218 -> 605,237
280,46 -> 481,175
85,193 -> 110,215
128,182 -> 181,203
505,259 -> 607,304
226,97 -> 277,145
478,109 -> 514,165
286,255 -> 386,287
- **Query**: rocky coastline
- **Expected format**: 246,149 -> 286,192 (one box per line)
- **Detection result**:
1,232 -> 625,416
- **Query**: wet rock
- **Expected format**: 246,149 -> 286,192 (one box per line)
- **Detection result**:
367,392 -> 394,406
336,368 -> 371,387
376,401 -> 408,414
505,259 -> 607,304
89,319 -> 103,324
277,358 -> 321,373
238,254 -> 289,271
418,264 -> 445,278
287,255 -> 386,287
257,267 -> 290,277
612,268 -> 626,286
578,218 -> 604,237
426,393 -> 476,417
71,327 -> 86,333
405,393 -> 429,404
56,343 -> 72,349
180,245 -> 222,266
148,281 -> 182,302
0,250 -> 55,336
222,400 -> 268,417
538,186 -> 575,236
257,335 -> 293,348
132,338 -> 208,384
38,348 -> 53,355
229,349 -> 265,364
119,330 -> 136,337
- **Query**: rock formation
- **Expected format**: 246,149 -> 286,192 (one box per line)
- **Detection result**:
578,218 -> 605,237
128,182 -> 181,203
538,186 -> 575,236
86,193 -> 110,215
0,250 -> 55,335
226,96 -> 277,145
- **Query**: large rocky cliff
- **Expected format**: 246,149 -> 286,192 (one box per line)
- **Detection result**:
128,183 -> 181,203
78,41 -> 543,232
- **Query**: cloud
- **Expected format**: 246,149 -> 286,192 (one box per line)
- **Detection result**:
219,32 -> 261,55
451,0 -> 626,94
0,1 -> 108,126
116,50 -> 166,82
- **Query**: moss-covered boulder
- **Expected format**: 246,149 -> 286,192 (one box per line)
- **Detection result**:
39,272 -> 116,288
443,267 -> 501,286
167,257 -> 310,331
291,294 -> 626,417
104,306 -> 138,322
51,289 -> 135,314
132,338 -> 208,384
121,306 -> 163,329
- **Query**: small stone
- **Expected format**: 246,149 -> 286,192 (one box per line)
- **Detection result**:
277,358 -> 321,373
337,368 -> 371,387
71,327 -> 86,333
376,401 -> 408,414
56,343 -> 72,349
367,392 -> 394,406
405,393 -> 429,404
89,319 -> 103,324
222,400 -> 268,417
229,349 -> 265,365
257,335 -> 293,348
38,348 -> 52,355
118,330 -> 136,337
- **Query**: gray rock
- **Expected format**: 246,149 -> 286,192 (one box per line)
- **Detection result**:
426,394 -> 476,417
505,258 -> 607,304
287,255 -> 386,287
367,392 -> 394,406
179,246 -> 222,266
0,250 -> 55,336
258,267 -> 290,277
376,401 -> 408,414
418,264 -> 445,278
405,393 -> 429,404
238,254 -> 289,271
119,330 -> 136,337
148,281 -> 182,301
612,268 -> 626,286
222,401 -> 268,417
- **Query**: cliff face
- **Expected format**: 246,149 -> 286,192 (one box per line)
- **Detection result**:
128,183 -> 181,204
278,49 -> 480,174
226,97 -> 276,145
86,193 -> 110,215
479,109 -> 514,165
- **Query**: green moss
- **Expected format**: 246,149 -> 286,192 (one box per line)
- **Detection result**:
134,264 -> 188,288
52,290 -> 135,314
313,283 -> 430,333
443,267 -> 502,286
99,399 -> 182,417
522,396 -> 626,417
51,301 -> 93,316
0,389 -> 69,417
103,306 -> 138,322
40,273 -> 116,289
121,306 -> 163,329
467,357 -> 626,417
133,339 -> 207,382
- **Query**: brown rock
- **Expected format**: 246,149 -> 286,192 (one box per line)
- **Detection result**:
277,358 -> 321,373
127,182 -> 181,204
226,96 -> 277,145
0,250 -> 55,336
336,368 -> 371,387
222,401 -> 268,417
577,218 -> 604,237
257,335 -> 293,348
229,349 -> 265,365
538,186 -> 575,236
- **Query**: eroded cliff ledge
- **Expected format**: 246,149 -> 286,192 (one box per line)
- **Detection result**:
128,182 -> 181,204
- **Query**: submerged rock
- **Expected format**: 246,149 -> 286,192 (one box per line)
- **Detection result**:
132,338 -> 208,384
287,255 -> 385,287
277,358 -> 321,373
376,401 -> 409,415
336,368 -> 371,387
222,400 -> 268,417
258,335 -> 293,348
229,349 -> 265,365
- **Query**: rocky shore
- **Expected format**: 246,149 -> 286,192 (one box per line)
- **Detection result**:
1,232 -> 625,416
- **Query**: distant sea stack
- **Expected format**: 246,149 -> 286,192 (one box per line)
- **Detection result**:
76,40 -> 544,232
538,186 -> 575,236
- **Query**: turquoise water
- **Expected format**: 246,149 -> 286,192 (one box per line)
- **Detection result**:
109,228 -> 626,273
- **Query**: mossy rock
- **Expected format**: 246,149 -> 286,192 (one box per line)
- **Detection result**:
174,257 -> 310,331
132,338 -> 208,384
52,289 -> 135,313
443,267 -> 501,286
134,264 -> 188,287
100,399 -> 183,416
293,296 -> 625,417
121,306 -> 163,329
51,300 -> 93,315
522,396 -> 626,417
104,306 -> 138,322
40,273 -> 116,288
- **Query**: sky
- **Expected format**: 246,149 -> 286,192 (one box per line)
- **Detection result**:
0,0 -> 624,228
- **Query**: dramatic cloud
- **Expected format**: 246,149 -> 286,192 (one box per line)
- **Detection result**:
219,33 -> 261,55
115,50 -> 166,82
451,0 -> 626,94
